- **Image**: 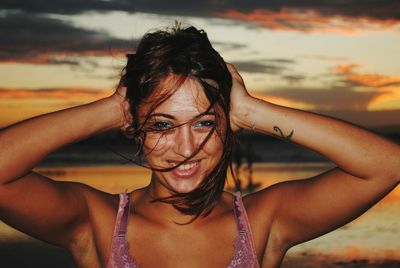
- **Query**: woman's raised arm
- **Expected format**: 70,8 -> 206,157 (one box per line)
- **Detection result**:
227,64 -> 400,254
0,90 -> 129,246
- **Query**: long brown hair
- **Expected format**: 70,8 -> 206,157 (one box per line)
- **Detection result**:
119,24 -> 236,221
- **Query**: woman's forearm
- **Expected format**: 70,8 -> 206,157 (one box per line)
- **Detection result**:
0,95 -> 125,183
237,97 -> 400,183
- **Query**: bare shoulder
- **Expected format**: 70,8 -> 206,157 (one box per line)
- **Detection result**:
81,186 -> 119,209
241,184 -> 291,257
242,184 -> 282,223
242,178 -> 309,219
220,188 -> 280,220
76,185 -> 120,232
64,182 -> 119,218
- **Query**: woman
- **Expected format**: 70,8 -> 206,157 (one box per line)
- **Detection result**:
0,25 -> 399,268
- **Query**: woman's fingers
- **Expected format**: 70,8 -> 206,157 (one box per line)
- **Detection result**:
226,63 -> 245,84
112,87 -> 132,131
115,86 -> 127,98
226,63 -> 252,132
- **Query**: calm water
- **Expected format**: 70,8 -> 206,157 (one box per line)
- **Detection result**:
1,162 -> 399,267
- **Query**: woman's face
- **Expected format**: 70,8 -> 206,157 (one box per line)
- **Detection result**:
139,75 -> 225,194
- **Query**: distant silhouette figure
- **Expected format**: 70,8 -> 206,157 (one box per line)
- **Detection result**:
245,143 -> 255,190
233,144 -> 244,192
233,142 -> 260,193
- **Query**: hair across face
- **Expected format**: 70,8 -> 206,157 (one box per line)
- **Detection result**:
119,25 -> 235,220
141,76 -> 225,193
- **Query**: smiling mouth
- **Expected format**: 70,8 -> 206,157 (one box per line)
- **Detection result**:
168,160 -> 201,177
178,161 -> 199,170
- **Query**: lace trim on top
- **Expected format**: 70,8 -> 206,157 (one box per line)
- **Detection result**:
107,192 -> 259,268
227,192 -> 260,268
107,193 -> 139,268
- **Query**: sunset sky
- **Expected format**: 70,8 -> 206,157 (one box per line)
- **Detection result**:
1,1 -> 400,128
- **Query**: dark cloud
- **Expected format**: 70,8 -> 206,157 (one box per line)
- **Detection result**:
231,61 -> 285,74
267,58 -> 296,64
0,12 -> 134,64
264,87 -> 380,110
1,0 -> 130,15
1,1 -> 215,16
300,54 -> 350,62
281,75 -> 306,84
1,1 -> 398,65
2,0 -> 399,20
231,58 -> 295,74
212,41 -> 247,51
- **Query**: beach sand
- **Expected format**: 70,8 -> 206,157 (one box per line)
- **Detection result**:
0,240 -> 399,267
0,240 -> 74,268
282,253 -> 400,268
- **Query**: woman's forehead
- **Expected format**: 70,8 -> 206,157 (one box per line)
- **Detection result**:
140,76 -> 213,117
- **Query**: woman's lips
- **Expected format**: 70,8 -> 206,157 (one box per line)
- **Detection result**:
170,160 -> 201,178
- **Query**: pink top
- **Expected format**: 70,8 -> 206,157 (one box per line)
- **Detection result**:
107,192 -> 259,268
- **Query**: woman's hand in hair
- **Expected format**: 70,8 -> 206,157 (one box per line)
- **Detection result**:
226,63 -> 259,132
111,86 -> 132,132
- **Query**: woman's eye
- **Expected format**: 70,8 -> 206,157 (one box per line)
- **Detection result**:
194,120 -> 215,128
151,121 -> 173,131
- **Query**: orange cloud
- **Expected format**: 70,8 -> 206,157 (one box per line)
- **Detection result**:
219,8 -> 400,34
349,74 -> 400,87
0,87 -> 114,127
253,93 -> 315,110
332,64 -> 400,111
367,87 -> 400,111
0,50 -> 127,65
334,64 -> 400,87
0,88 -> 112,99
334,64 -> 360,74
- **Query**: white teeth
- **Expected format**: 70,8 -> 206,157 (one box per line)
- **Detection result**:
173,161 -> 198,171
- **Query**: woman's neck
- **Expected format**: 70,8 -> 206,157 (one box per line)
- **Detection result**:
140,183 -> 200,225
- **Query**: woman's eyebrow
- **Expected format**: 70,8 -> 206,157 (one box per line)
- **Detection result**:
148,113 -> 175,119
194,112 -> 216,119
148,112 -> 215,120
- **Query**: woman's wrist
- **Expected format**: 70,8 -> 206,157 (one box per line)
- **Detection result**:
231,96 -> 264,131
109,87 -> 132,131
101,94 -> 129,131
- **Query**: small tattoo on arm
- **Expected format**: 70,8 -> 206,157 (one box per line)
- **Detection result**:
273,126 -> 294,140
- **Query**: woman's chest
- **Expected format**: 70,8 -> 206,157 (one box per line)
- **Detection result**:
123,215 -> 240,267
72,211 -> 240,267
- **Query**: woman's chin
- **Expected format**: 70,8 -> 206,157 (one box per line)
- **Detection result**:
170,182 -> 199,193
151,171 -> 204,194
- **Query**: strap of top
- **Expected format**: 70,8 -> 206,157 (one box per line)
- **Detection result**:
107,193 -> 137,268
118,192 -> 131,237
233,192 -> 258,264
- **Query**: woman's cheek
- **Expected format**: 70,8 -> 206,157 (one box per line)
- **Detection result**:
203,134 -> 224,156
143,133 -> 171,156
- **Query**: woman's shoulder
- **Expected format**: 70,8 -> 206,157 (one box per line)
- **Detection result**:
73,183 -> 120,210
241,187 -> 280,227
242,183 -> 286,212
71,185 -> 121,233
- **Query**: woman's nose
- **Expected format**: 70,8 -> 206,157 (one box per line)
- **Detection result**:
174,125 -> 195,158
